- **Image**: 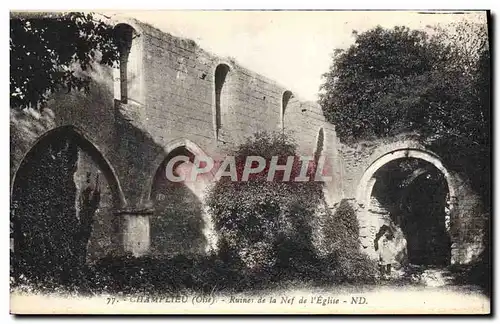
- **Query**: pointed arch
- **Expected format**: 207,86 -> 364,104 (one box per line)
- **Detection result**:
11,125 -> 126,208
146,139 -> 214,256
144,138 -> 210,202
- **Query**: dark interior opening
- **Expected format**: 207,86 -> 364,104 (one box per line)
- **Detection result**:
371,158 -> 451,266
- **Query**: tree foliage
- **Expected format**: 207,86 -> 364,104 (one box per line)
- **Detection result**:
320,23 -> 489,143
321,200 -> 378,282
12,137 -> 80,285
319,21 -> 490,207
206,131 -> 323,272
10,12 -> 119,110
320,24 -> 488,141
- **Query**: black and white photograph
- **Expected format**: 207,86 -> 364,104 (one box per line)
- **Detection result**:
8,9 -> 491,314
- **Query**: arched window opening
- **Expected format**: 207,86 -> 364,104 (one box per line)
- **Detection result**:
214,64 -> 230,139
113,24 -> 138,104
281,91 -> 293,129
314,128 -> 324,164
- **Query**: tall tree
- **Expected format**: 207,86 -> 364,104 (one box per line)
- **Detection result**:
319,21 -> 490,207
10,12 -> 118,286
10,11 -> 119,110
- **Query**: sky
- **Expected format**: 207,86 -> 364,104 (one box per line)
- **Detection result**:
104,11 -> 486,101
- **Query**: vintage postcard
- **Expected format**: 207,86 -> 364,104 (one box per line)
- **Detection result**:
9,10 -> 491,314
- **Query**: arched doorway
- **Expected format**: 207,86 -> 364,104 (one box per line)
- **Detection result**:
356,149 -> 456,267
11,126 -> 123,284
148,140 -> 215,257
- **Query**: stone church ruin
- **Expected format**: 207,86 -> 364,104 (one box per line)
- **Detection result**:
10,15 -> 487,279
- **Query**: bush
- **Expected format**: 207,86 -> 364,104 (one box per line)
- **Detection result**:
206,131 -> 323,273
320,200 -> 378,283
322,252 -> 378,284
82,252 -> 300,295
83,253 -> 248,295
323,200 -> 360,250
206,132 -> 377,286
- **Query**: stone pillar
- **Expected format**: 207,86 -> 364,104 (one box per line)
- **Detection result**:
356,199 -> 380,260
116,209 -> 152,257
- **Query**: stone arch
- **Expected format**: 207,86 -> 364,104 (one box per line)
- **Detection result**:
144,138 -> 211,202
281,90 -> 293,129
11,125 -> 126,208
355,147 -> 458,265
11,125 -> 127,276
146,139 -> 216,256
356,148 -> 456,208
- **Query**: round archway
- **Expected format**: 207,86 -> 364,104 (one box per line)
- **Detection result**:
11,126 -> 124,284
356,148 -> 457,267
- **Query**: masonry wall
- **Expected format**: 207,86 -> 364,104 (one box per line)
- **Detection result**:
11,16 -> 486,265
10,17 -> 340,260
74,150 -> 119,263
